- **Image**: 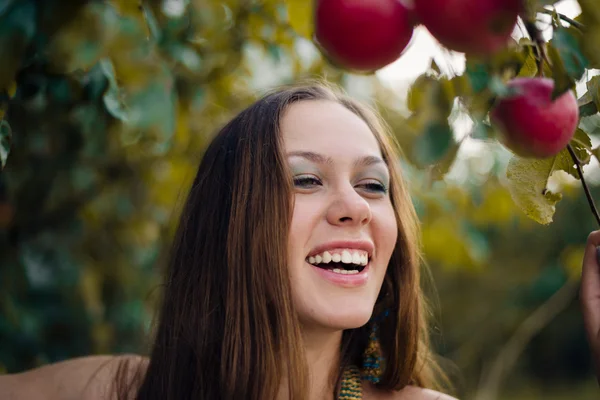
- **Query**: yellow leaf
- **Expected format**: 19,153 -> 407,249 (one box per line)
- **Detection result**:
286,0 -> 314,39
471,184 -> 517,226
46,2 -> 121,73
79,267 -> 104,319
91,322 -> 114,353
7,81 -> 17,98
174,101 -> 190,150
421,216 -> 483,272
109,0 -> 142,16
561,246 -> 585,281
517,46 -> 538,78
506,150 -> 573,225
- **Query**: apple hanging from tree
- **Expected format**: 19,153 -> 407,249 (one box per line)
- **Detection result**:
413,0 -> 520,55
490,78 -> 579,159
314,0 -> 415,72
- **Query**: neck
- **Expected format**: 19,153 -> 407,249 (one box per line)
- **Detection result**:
277,327 -> 344,400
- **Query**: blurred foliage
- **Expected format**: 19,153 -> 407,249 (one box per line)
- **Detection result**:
0,0 -> 599,399
0,0 -> 348,371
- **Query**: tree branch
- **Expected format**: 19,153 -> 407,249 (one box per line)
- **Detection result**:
523,19 -> 550,77
567,144 -> 600,228
541,9 -> 585,31
474,280 -> 579,400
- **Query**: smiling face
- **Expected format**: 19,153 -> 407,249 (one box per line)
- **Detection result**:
283,100 -> 398,332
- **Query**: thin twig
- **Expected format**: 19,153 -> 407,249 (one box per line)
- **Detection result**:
475,281 -> 579,400
567,144 -> 600,227
541,9 -> 585,31
523,19 -> 550,77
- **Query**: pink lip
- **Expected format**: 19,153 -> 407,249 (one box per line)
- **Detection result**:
309,261 -> 371,287
307,239 -> 375,258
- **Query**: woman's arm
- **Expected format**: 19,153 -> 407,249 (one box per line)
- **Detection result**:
0,355 -> 148,400
581,230 -> 600,385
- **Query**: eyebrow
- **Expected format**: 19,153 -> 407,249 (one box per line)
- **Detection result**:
287,151 -> 387,169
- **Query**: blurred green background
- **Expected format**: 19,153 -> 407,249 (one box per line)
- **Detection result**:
0,0 -> 598,399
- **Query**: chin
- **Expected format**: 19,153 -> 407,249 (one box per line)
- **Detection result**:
300,298 -> 377,331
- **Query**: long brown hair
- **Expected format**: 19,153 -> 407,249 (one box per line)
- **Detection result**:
115,82 -> 447,399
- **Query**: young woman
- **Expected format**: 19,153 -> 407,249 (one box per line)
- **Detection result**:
2,82 -> 600,400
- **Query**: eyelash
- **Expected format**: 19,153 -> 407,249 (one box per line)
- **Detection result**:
362,182 -> 388,194
293,176 -> 322,187
293,176 -> 388,194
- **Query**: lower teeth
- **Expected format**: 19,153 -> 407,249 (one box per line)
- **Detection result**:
332,268 -> 359,275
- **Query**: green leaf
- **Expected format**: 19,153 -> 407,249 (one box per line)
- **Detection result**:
285,0 -> 313,39
580,101 -> 598,117
465,61 -> 490,94
471,121 -> 496,140
100,59 -> 129,121
550,27 -> 588,83
163,42 -> 203,74
580,114 -> 600,136
592,147 -> 600,163
45,2 -> 120,73
488,76 -> 519,98
0,120 -> 11,169
413,121 -> 454,166
407,75 -> 455,117
517,45 -> 538,78
546,43 -> 575,99
567,129 -> 592,171
579,0 -> 600,25
578,90 -> 598,117
506,149 -> 575,224
407,74 -> 436,113
580,25 -> 600,69
449,75 -> 472,99
0,0 -> 36,89
430,137 -> 461,181
585,75 -> 600,112
0,0 -> 18,18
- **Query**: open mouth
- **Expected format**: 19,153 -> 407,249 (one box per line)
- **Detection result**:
305,250 -> 370,275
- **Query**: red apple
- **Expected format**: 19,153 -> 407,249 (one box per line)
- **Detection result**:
413,0 -> 520,55
490,78 -> 579,159
314,0 -> 415,72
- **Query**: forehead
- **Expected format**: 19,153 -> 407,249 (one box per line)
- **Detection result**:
281,100 -> 383,157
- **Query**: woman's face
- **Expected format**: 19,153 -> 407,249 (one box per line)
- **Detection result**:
282,100 -> 398,332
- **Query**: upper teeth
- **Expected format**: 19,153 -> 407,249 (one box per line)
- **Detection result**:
307,250 -> 369,266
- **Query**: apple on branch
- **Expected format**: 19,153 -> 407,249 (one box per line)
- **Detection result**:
490,77 -> 579,159
314,0 -> 416,72
413,0 -> 520,55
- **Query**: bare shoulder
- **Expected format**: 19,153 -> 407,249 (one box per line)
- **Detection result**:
0,354 -> 148,400
394,386 -> 458,400
366,384 -> 459,400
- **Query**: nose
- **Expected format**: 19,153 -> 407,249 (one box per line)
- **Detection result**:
326,185 -> 372,227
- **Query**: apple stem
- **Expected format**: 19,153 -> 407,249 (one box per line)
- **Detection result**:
567,144 -> 600,227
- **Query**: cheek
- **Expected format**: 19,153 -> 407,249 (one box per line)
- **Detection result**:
288,198 -> 315,267
374,203 -> 398,260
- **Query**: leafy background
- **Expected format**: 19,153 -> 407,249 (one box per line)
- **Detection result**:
1,0 -> 600,399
